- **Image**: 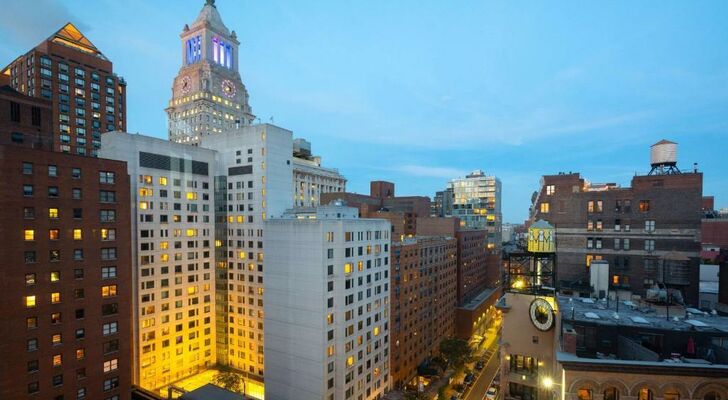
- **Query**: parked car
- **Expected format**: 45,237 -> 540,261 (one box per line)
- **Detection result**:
475,360 -> 485,370
485,386 -> 498,400
464,373 -> 475,385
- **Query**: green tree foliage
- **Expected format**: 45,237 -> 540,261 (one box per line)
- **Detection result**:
212,371 -> 244,394
439,338 -> 471,368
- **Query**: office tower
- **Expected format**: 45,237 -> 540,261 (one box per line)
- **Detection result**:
530,140 -> 703,305
292,138 -> 346,207
264,202 -> 391,400
390,236 -> 457,387
431,188 -> 453,217
166,0 -> 254,145
2,23 -> 126,156
100,132 -> 217,392
449,170 -> 502,250
0,86 -> 131,399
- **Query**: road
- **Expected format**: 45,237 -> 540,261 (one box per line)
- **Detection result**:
463,340 -> 500,400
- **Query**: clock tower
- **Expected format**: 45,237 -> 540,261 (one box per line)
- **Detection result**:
166,0 -> 254,145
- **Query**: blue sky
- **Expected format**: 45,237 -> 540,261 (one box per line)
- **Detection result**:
2,0 -> 727,222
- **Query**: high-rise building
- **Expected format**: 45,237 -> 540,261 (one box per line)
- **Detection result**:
529,140 -> 703,305
100,132 -> 217,392
449,170 -> 502,250
390,236 -> 457,388
2,23 -> 126,156
263,202 -> 391,400
0,86 -> 132,400
166,0 -> 255,145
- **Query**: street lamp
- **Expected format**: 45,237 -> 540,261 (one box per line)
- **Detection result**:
541,376 -> 565,400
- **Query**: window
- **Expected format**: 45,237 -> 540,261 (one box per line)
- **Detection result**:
23,184 -> 34,196
540,202 -> 550,213
28,381 -> 39,394
101,248 -> 117,260
52,333 -> 62,345
103,377 -> 119,391
101,229 -> 116,241
50,250 -> 60,262
51,292 -> 61,303
102,285 -> 117,297
644,240 -> 655,252
48,207 -> 59,218
639,200 -> 650,212
100,191 -> 116,203
27,338 -> 38,351
103,358 -> 118,372
587,238 -> 593,249
587,201 -> 594,213
50,271 -> 60,282
344,263 -> 353,275
159,176 -> 167,186
595,220 -> 603,231
103,339 -> 119,354
25,295 -> 36,308
546,185 -> 555,195
48,165 -> 58,177
24,229 -> 35,241
102,322 -> 118,336
22,162 -> 33,174
10,101 -> 20,121
645,220 -> 655,232
48,186 -> 59,197
49,229 -> 60,240
100,210 -> 116,222
99,171 -> 115,184
596,200 -> 603,212
624,238 -> 630,250
102,303 -> 119,316
73,188 -> 82,199
587,220 -> 593,231
638,389 -> 653,400
53,354 -> 62,367
73,229 -> 83,240
25,251 -> 36,263
72,168 -> 81,179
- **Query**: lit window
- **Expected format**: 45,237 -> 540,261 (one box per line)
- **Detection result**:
76,348 -> 85,360
327,313 -> 334,325
160,241 -> 169,250
101,228 -> 116,241
344,263 -> 353,275
50,271 -> 60,282
73,229 -> 82,240
25,295 -> 36,308
25,273 -> 36,285
346,356 -> 354,367
186,192 -> 197,200
373,326 -> 380,336
186,229 -> 197,237
160,254 -> 169,262
24,230 -> 35,241
357,261 -> 364,271
103,358 -> 118,372
540,203 -> 550,213
51,292 -> 61,303
159,176 -> 167,186
139,201 -> 149,210
101,285 -> 117,297
49,208 -> 59,218
612,275 -> 620,285
49,229 -> 60,240
546,185 -> 555,195
139,187 -> 153,197
639,200 -> 650,212
53,354 -> 62,367
52,334 -> 62,345
327,345 -> 334,357
140,175 -> 152,184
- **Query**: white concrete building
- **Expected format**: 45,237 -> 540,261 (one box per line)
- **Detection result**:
200,124 -> 293,378
292,138 -> 346,207
100,132 -> 217,392
264,203 -> 391,400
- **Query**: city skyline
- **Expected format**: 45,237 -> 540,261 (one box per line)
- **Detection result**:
2,0 -> 727,222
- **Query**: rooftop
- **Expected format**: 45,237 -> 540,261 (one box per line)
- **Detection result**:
558,295 -> 728,333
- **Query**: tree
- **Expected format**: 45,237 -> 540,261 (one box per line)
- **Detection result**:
212,371 -> 244,394
404,392 -> 430,400
439,338 -> 471,368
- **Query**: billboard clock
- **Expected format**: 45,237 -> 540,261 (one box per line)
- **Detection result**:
529,298 -> 555,331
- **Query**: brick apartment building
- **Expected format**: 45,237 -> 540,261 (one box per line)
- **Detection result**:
0,86 -> 131,400
2,22 -> 126,156
390,236 -> 458,387
530,141 -> 703,305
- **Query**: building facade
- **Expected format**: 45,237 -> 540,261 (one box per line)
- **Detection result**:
390,236 -> 458,387
530,147 -> 703,305
449,170 -> 502,250
100,132 -> 217,392
2,22 -> 126,156
166,0 -> 254,145
292,138 -> 347,207
264,203 -> 391,400
0,87 -> 132,400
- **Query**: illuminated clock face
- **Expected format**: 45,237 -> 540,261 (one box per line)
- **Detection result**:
221,79 -> 236,98
529,298 -> 555,331
180,76 -> 191,94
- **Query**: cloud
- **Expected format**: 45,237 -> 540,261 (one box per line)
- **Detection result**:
0,0 -> 89,47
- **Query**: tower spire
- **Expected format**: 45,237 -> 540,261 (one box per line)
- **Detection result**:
206,0 -> 215,7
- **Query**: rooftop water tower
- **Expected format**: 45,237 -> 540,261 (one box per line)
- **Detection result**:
648,139 -> 681,175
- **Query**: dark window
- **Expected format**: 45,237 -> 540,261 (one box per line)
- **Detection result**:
48,186 -> 59,198
10,101 -> 20,122
11,132 -> 24,143
31,106 -> 41,126
101,303 -> 119,316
